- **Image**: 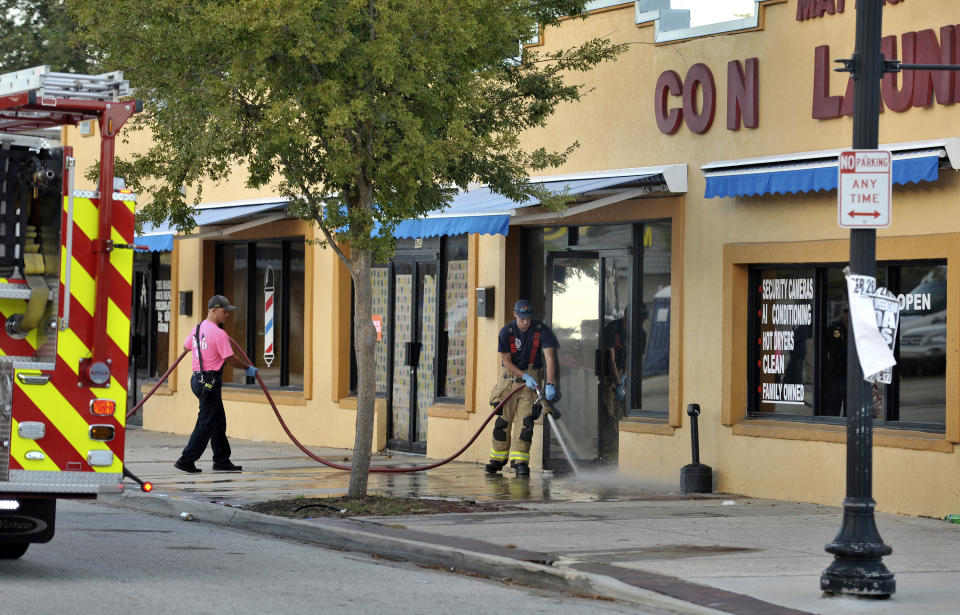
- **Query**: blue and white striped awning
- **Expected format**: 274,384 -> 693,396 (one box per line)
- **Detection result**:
702,139 -> 960,199
135,165 -> 689,246
134,198 -> 289,251
395,166 -> 687,238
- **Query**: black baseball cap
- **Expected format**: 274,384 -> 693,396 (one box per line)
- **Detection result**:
514,299 -> 534,317
208,295 -> 237,311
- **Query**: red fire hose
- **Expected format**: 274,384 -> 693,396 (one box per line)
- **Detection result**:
126,338 -> 524,473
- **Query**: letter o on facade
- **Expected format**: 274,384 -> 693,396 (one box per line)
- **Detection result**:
682,63 -> 716,134
655,70 -> 683,135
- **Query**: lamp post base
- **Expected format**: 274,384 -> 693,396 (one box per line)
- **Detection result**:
821,497 -> 895,597
821,557 -> 895,597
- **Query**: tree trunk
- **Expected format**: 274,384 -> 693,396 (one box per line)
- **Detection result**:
348,246 -> 377,497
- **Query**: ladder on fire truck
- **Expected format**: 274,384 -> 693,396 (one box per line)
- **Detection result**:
0,65 -> 133,112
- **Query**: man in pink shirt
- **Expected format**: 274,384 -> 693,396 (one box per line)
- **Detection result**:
174,295 -> 258,473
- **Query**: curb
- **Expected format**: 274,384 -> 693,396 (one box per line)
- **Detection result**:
100,492 -> 725,615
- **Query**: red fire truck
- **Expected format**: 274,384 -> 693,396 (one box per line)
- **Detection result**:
0,66 -> 141,558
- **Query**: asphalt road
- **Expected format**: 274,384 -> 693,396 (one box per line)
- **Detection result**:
0,500 -> 675,615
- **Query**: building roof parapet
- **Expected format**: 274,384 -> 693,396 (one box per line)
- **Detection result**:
581,1 -> 784,44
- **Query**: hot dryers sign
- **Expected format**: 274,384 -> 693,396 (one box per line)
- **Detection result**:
838,150 -> 891,228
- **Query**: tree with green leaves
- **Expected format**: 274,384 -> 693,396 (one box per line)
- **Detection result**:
67,0 -> 625,497
0,0 -> 94,73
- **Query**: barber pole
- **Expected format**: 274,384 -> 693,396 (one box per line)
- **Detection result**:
263,266 -> 275,367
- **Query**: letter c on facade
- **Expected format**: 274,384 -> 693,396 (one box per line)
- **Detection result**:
655,70 -> 683,135
682,63 -> 716,134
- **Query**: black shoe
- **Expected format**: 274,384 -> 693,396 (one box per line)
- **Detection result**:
174,459 -> 201,474
212,462 -> 243,472
484,460 -> 506,474
514,462 -> 530,477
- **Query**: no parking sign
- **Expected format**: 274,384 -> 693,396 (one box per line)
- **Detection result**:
838,150 -> 891,228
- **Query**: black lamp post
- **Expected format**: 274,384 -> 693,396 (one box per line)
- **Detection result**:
820,0 -> 894,597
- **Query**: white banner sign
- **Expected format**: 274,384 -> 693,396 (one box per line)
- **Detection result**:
845,274 -> 900,383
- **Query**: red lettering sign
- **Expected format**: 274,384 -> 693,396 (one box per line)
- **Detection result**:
727,58 -> 759,130
797,0 -> 905,21
683,64 -> 716,134
813,22 -> 957,120
812,45 -> 842,119
655,70 -> 683,135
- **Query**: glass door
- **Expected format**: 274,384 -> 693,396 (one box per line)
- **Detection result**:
128,263 -> 151,424
599,254 -> 631,461
388,258 -> 437,453
546,254 -> 600,470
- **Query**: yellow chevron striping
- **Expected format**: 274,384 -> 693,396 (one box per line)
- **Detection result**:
56,328 -> 88,375
68,256 -> 96,317
17,381 -> 122,473
69,197 -> 100,242
106,298 -> 131,359
10,417 -> 60,472
108,234 -> 134,279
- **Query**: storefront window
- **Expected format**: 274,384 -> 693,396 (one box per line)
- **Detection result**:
748,261 -> 946,430
349,235 -> 468,405
131,251 -> 172,381
638,221 -> 671,415
371,265 -> 390,395
216,238 -> 305,389
441,236 -> 468,399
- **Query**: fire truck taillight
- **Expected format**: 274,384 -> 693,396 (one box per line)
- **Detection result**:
89,424 -> 115,441
89,399 -> 116,416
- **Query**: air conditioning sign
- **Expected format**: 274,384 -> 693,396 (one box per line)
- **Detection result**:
838,150 -> 891,228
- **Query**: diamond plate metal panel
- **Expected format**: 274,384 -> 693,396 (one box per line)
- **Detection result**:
0,363 -> 11,481
0,470 -> 122,494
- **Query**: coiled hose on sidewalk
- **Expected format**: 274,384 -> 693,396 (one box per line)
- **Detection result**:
126,338 -> 524,473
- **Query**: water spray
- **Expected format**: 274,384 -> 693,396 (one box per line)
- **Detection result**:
534,386 -> 581,477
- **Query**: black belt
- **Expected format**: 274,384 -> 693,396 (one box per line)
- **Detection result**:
503,374 -> 525,383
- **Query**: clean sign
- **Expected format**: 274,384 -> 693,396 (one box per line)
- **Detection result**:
838,150 -> 891,228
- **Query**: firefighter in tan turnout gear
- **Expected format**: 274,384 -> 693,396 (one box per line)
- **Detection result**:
485,300 -> 558,477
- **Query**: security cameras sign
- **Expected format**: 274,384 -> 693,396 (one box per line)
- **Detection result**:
838,150 -> 891,228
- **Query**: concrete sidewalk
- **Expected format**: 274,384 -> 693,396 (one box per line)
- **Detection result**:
105,428 -> 960,615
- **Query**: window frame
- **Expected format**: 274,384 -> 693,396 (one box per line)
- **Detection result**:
348,235 -> 469,406
746,259 -> 948,433
131,250 -> 172,382
214,236 -> 305,390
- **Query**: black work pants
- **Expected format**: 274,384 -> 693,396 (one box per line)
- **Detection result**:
181,373 -> 231,464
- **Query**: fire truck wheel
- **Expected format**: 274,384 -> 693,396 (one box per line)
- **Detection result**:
0,543 -> 29,559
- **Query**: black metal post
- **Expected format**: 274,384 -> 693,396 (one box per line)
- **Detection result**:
689,406 -> 700,465
821,0 -> 894,598
680,403 -> 712,493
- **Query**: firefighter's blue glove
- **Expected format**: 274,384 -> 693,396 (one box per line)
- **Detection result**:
522,373 -> 537,390
620,373 -> 627,386
545,383 -> 556,401
615,384 -> 626,401
245,365 -> 259,378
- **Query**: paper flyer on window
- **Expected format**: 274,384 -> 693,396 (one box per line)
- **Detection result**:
845,273 -> 900,384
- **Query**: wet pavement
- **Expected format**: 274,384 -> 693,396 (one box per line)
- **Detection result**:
108,427 -> 960,615
123,427 -> 689,506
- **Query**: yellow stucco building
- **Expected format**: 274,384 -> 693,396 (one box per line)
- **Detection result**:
68,0 -> 960,517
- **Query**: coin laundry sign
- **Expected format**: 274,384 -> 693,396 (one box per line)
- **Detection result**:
838,150 -> 891,228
